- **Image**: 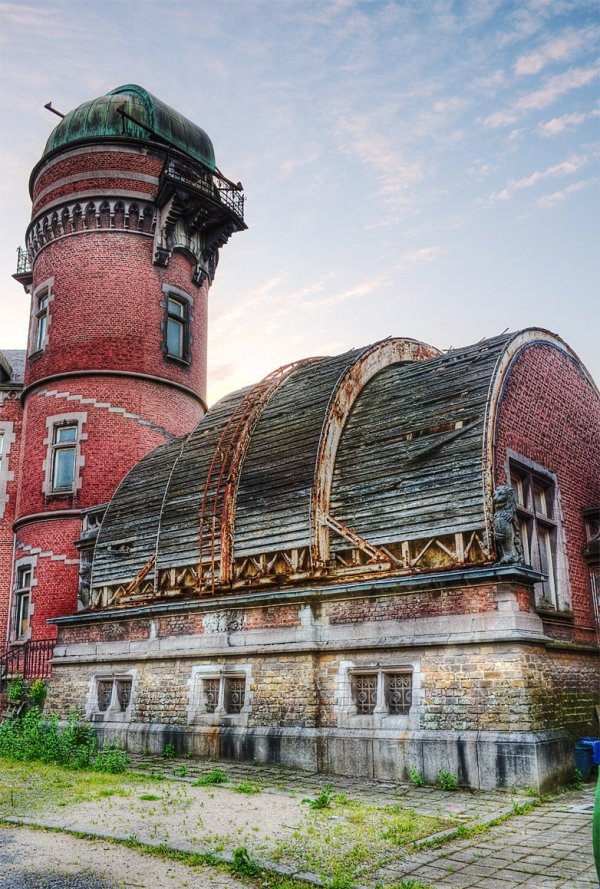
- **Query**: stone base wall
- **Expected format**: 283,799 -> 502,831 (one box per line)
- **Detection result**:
93,722 -> 571,793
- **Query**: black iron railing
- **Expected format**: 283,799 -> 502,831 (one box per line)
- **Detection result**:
161,157 -> 245,225
15,246 -> 32,276
0,638 -> 55,686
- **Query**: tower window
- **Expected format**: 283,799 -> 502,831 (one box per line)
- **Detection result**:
51,424 -> 78,492
14,565 -> 32,640
166,297 -> 187,360
162,289 -> 192,364
35,293 -> 49,352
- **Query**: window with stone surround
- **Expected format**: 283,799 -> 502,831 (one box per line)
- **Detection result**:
509,459 -> 567,610
29,278 -> 54,357
187,665 -> 251,725
88,673 -> 135,722
336,659 -> 418,729
162,286 -> 192,365
13,564 -> 32,641
42,413 -> 87,498
350,670 -> 412,717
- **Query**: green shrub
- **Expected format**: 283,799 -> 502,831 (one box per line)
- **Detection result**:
163,741 -> 176,759
7,675 -> 25,703
192,768 -> 227,786
28,679 -> 47,708
436,770 -> 459,791
0,706 -> 114,771
409,768 -> 425,787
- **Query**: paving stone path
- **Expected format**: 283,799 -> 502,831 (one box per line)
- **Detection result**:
363,786 -> 597,889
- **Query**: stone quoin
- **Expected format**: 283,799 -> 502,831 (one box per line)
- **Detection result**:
1,85 -> 598,791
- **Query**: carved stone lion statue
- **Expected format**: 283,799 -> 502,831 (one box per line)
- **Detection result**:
492,485 -> 524,565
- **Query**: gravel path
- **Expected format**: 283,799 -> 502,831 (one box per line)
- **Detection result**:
0,824 -> 246,889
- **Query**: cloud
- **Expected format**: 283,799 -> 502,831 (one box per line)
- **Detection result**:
538,108 -> 600,136
488,154 -> 588,202
536,178 -> 593,207
483,64 -> 599,128
514,27 -> 597,76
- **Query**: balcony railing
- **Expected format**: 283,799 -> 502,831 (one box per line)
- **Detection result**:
15,246 -> 32,276
0,638 -> 55,689
161,157 -> 245,227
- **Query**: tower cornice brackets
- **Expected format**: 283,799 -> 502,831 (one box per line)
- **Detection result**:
311,338 -> 440,568
153,155 -> 245,285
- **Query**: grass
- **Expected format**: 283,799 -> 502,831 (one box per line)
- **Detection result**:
192,768 -> 228,786
271,794 -> 457,885
0,758 -> 141,817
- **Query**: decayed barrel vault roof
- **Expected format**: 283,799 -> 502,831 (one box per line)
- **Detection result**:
89,328 -> 585,604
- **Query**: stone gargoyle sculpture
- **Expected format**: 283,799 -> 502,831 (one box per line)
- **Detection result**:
492,484 -> 524,565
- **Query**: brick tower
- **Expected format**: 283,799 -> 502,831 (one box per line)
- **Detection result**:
10,84 -> 245,642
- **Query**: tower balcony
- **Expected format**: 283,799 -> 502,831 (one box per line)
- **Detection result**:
12,246 -> 33,288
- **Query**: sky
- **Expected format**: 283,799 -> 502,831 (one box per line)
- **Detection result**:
0,0 -> 598,404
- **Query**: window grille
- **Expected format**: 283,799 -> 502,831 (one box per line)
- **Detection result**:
352,673 -> 377,714
385,673 -> 412,715
224,677 -> 245,714
203,678 -> 220,713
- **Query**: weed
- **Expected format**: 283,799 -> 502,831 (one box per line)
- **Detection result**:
512,801 -> 533,815
233,780 -> 261,794
231,846 -> 261,877
162,742 -> 176,759
139,793 -> 162,801
435,770 -> 458,791
409,768 -> 424,787
92,744 -> 128,774
175,765 -> 188,778
303,783 -> 334,810
570,768 -> 583,791
192,768 -> 227,786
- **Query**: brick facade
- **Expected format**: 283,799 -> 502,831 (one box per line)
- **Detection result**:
494,341 -> 600,644
0,389 -> 23,641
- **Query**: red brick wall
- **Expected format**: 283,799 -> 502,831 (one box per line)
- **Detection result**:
32,148 -> 164,212
15,518 -> 81,640
15,377 -> 199,519
0,391 -> 23,641
26,239 -> 208,402
494,342 -> 600,641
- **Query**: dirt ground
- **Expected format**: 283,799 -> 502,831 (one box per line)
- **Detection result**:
0,824 -> 246,888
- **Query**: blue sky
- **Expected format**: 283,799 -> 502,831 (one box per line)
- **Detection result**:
0,0 -> 598,402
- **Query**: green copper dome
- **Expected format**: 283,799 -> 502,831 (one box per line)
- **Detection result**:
41,84 -> 216,171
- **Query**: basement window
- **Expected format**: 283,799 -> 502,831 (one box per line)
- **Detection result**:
187,665 -> 251,725
88,673 -> 135,722
337,660 -> 418,729
350,670 -> 412,717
